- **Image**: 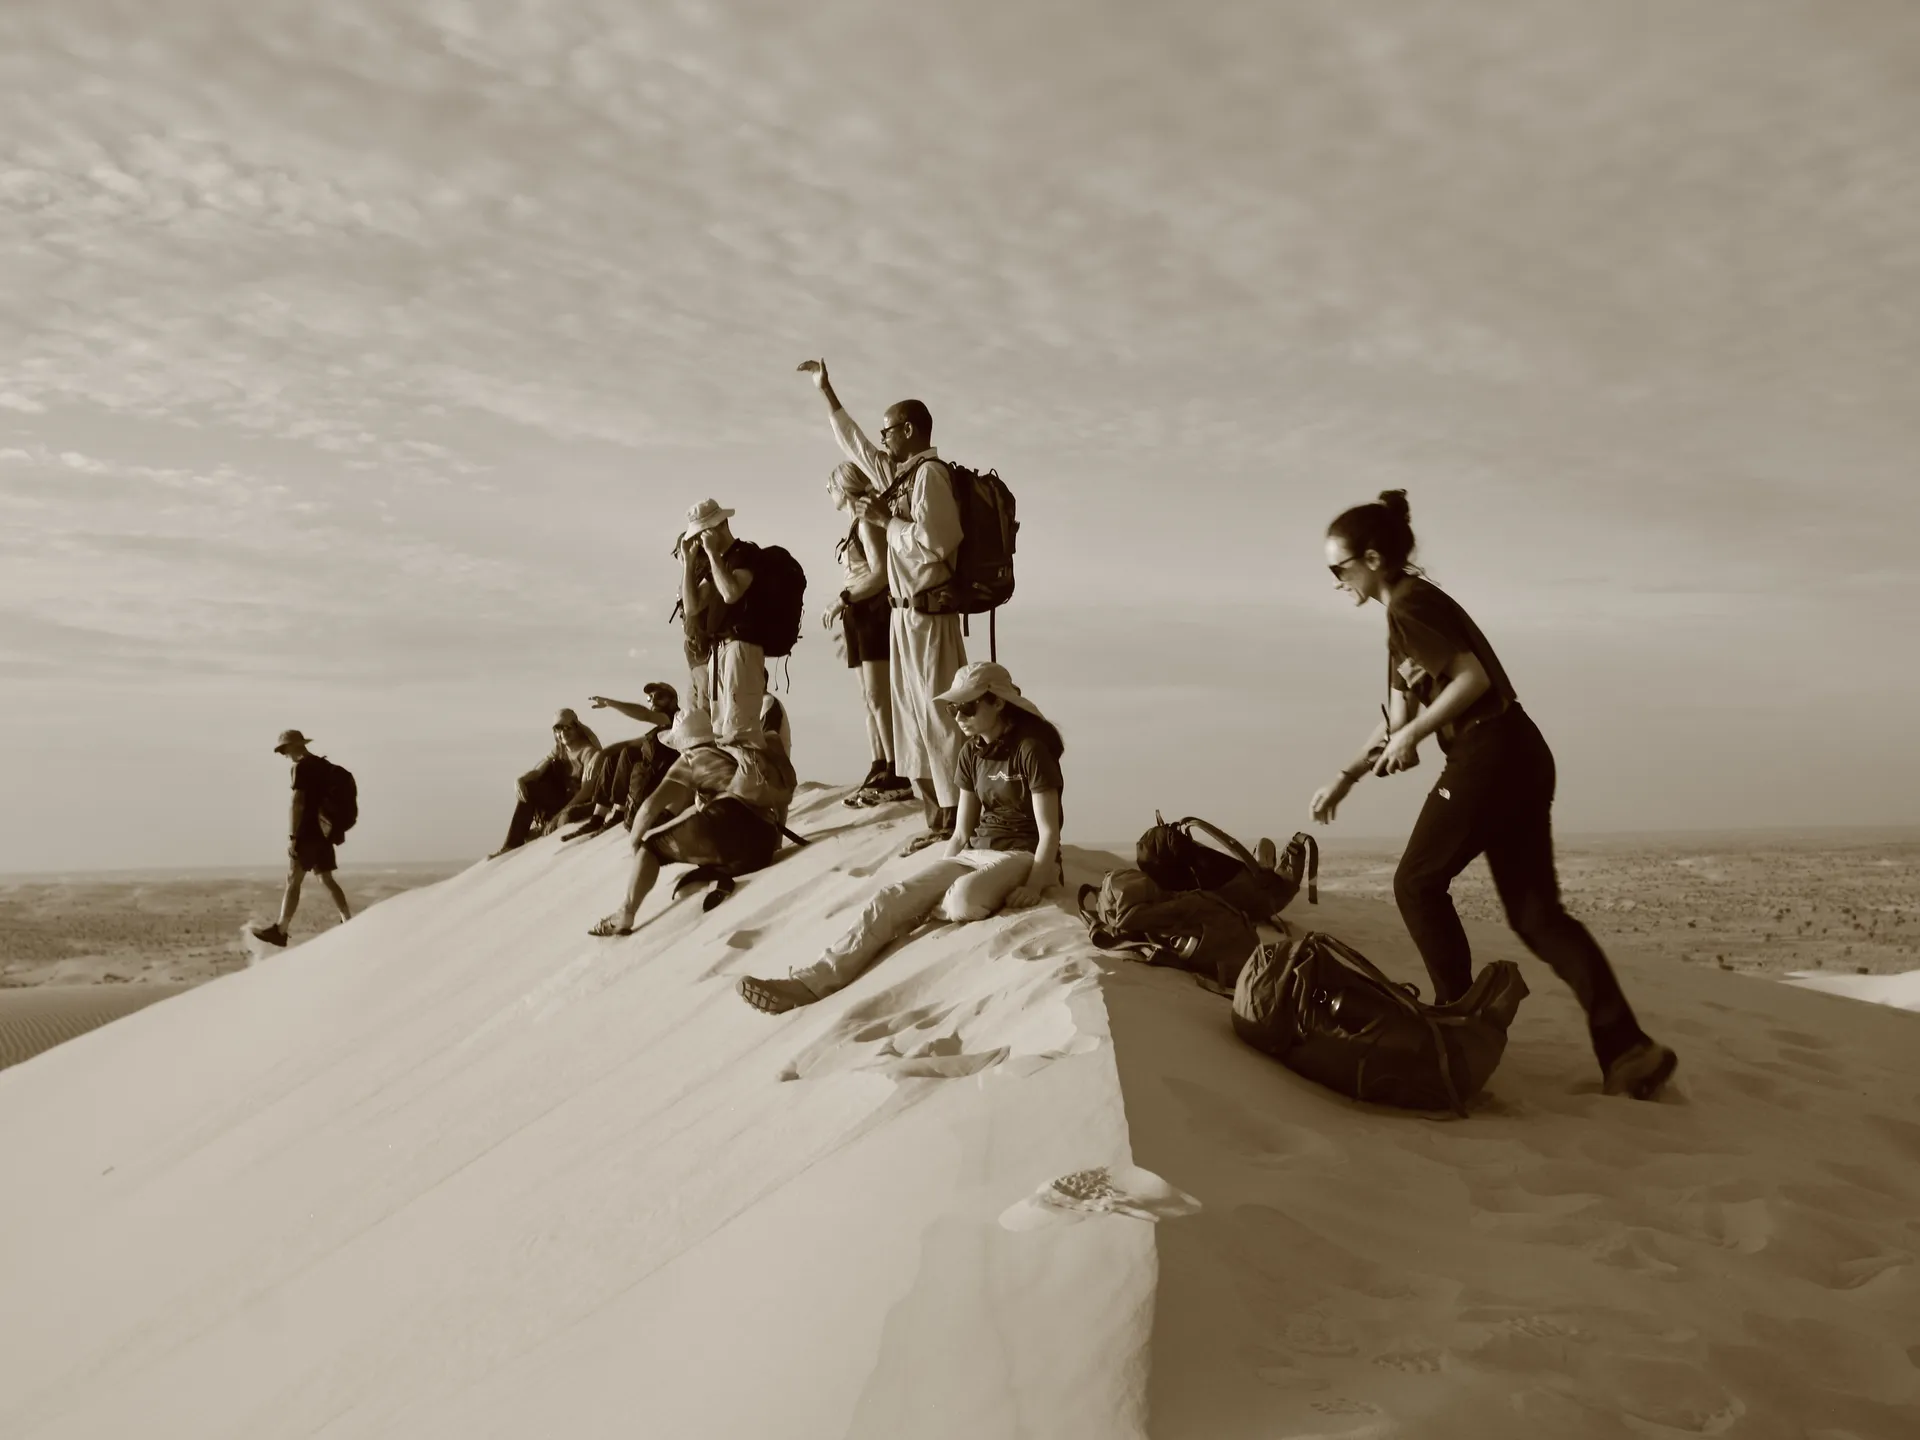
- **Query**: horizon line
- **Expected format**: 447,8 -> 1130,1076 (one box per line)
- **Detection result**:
4,821 -> 1917,882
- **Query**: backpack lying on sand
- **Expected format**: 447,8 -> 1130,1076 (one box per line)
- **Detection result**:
1232,932 -> 1529,1116
1077,868 -> 1263,993
1136,814 -> 1318,922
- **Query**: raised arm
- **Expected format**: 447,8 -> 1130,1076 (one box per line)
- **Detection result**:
587,697 -> 671,726
798,359 -> 890,481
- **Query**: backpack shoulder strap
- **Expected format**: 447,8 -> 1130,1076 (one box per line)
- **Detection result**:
1173,817 -> 1262,875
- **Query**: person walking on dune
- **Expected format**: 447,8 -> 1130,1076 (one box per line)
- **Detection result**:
250,729 -> 352,948
1310,490 -> 1678,1100
738,660 -> 1061,1014
799,359 -> 967,855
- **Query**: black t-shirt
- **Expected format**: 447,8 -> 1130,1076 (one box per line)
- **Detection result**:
1386,578 -> 1517,752
955,715 -> 1065,852
291,755 -> 330,838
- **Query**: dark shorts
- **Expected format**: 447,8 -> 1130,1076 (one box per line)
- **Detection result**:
843,593 -> 891,668
644,798 -> 782,876
291,832 -> 337,875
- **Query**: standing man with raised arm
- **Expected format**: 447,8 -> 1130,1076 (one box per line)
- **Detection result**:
798,358 -> 966,855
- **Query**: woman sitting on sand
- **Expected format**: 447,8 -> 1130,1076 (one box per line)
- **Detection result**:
1310,489 -> 1678,1100
737,660 -> 1063,1014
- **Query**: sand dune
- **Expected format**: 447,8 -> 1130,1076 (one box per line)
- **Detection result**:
0,794 -> 1915,1438
0,984 -> 186,1071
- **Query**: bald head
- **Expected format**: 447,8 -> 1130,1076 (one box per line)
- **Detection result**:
880,399 -> 933,462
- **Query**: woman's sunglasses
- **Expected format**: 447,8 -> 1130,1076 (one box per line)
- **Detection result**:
949,698 -> 987,718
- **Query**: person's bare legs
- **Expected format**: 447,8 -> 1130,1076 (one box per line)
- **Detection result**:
862,659 -> 893,765
318,871 -> 352,923
597,779 -> 691,933
276,858 -> 305,929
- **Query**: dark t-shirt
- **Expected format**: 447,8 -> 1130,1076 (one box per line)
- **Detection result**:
291,755 -> 330,838
1386,578 -> 1517,752
955,716 -> 1065,853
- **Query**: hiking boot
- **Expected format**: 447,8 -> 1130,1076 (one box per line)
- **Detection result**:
738,975 -> 818,1014
1603,1041 -> 1679,1100
561,813 -> 613,843
869,774 -> 915,803
250,923 -> 289,948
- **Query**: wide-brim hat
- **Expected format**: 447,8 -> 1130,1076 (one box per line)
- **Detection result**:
273,729 -> 312,754
660,709 -> 716,752
934,661 -> 1045,720
683,498 -> 737,539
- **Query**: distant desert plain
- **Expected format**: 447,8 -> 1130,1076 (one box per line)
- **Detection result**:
1,830 -> 1915,1072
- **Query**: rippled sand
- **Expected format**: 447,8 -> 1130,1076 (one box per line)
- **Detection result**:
0,985 -> 186,1071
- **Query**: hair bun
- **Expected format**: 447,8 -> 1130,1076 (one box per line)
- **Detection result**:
1377,489 -> 1411,522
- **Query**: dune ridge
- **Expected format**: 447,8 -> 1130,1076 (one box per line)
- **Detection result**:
1,793 -> 1916,1439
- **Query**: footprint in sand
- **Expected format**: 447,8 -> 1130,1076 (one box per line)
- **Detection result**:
1310,1398 -> 1381,1415
997,1164 -> 1201,1231
1768,1027 -> 1828,1049
1372,1347 -> 1443,1374
1281,1314 -> 1360,1357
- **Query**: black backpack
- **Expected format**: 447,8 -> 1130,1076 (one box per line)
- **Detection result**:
1136,814 -> 1318,922
316,758 -> 359,843
1232,932 -> 1528,1116
719,541 -> 808,658
913,463 -> 1016,618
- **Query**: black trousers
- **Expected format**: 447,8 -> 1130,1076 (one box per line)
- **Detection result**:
1393,706 -> 1648,1069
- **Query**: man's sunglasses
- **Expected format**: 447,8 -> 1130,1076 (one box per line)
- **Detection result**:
880,422 -> 908,438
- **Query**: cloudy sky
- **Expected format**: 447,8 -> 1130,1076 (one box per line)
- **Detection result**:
3,0 -> 1916,872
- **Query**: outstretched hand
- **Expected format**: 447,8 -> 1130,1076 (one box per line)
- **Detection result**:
796,358 -> 829,390
1310,778 -> 1350,825
587,695 -> 611,709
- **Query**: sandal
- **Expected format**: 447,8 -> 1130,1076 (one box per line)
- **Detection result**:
587,914 -> 634,937
897,831 -> 946,858
738,975 -> 818,1014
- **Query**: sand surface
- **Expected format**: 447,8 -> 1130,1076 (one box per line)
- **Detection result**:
0,985 -> 187,1071
0,798 -> 1915,1438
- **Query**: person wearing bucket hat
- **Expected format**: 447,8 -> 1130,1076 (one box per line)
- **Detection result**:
823,460 -> 912,806
558,682 -> 684,841
588,700 -> 799,935
799,359 -> 968,853
679,497 -> 768,745
487,708 -> 601,858
738,660 -> 1065,1014
248,730 -> 353,948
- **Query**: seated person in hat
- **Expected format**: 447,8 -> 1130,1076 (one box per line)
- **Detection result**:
489,708 -> 601,858
558,682 -> 682,839
737,661 -> 1063,1013
250,729 -> 353,948
589,707 -> 798,935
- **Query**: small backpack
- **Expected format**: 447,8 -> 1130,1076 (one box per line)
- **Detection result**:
1077,868 -> 1264,993
316,758 -> 359,843
721,541 -> 808,658
1136,814 -> 1318,921
1231,932 -> 1529,1116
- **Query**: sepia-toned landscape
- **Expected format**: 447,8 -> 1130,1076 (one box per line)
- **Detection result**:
0,863 -> 460,1069
5,830 -> 1914,1073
